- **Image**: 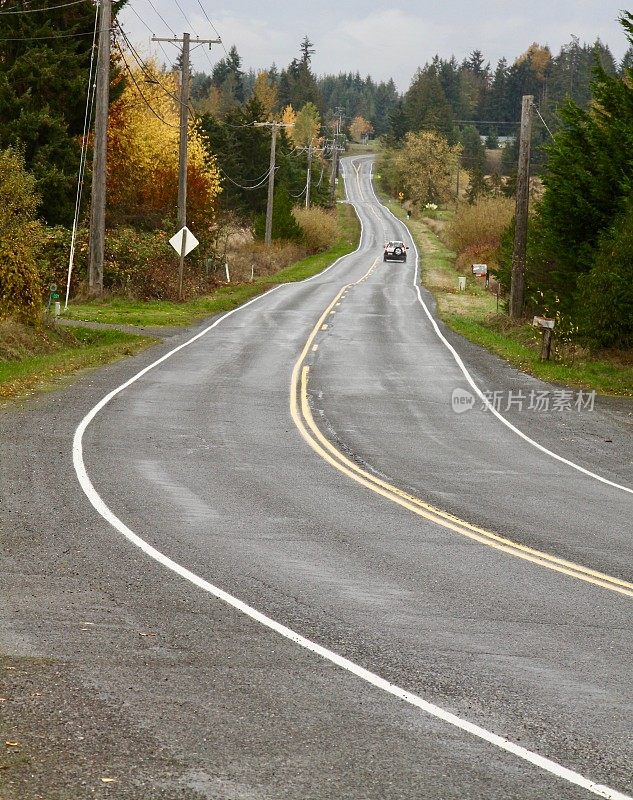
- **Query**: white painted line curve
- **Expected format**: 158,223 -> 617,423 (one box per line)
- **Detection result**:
367,162 -> 633,496
73,186 -> 631,798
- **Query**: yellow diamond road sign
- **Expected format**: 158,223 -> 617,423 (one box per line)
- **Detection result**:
169,226 -> 199,257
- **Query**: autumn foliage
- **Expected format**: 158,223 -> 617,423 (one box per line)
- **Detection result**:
107,59 -> 221,235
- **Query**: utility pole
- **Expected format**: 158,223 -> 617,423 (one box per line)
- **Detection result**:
254,121 -> 293,245
88,0 -> 111,295
329,107 -> 344,202
510,94 -> 533,319
305,143 -> 313,209
153,32 -> 221,297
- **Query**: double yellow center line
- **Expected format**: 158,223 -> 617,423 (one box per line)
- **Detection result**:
289,263 -> 633,599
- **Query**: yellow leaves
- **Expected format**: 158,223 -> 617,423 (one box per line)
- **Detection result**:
108,56 -> 221,226
281,104 -> 297,128
349,115 -> 374,143
291,103 -> 321,148
100,777 -> 118,784
252,71 -> 278,120
5,741 -> 20,747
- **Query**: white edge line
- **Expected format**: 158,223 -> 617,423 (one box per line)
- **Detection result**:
367,162 -> 633,496
71,160 -> 631,800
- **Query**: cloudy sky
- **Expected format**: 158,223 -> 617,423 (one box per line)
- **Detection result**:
119,1 -> 631,90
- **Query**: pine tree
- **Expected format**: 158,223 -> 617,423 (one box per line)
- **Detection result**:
0,0 -> 125,224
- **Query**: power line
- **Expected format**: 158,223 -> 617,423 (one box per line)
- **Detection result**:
218,166 -> 275,190
114,37 -> 178,128
116,23 -> 184,108
126,5 -> 173,65
173,0 -> 196,33
195,0 -> 227,56
0,28 -> 100,41
0,0 -> 85,13
144,0 -> 176,36
534,105 -> 554,138
65,0 -> 100,308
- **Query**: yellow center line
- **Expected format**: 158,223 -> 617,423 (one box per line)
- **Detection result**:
289,273 -> 633,599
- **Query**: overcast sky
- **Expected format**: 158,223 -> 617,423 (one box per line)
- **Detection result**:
119,1 -> 631,90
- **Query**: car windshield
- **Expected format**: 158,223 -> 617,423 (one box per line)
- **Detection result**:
387,241 -> 404,247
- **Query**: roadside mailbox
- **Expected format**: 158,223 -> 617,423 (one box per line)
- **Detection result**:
533,316 -> 556,361
472,263 -> 489,288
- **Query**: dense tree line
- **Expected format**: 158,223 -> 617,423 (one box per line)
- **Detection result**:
0,0 -> 127,225
494,13 -> 633,347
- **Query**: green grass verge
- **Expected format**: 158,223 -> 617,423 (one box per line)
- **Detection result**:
0,326 -> 154,404
63,202 -> 360,328
377,187 -> 633,396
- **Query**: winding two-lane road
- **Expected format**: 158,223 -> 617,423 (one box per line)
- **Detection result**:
2,156 -> 632,799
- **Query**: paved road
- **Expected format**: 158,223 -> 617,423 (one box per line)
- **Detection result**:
1,157 -> 632,799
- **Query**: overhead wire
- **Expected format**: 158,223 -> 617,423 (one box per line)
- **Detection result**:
195,0 -> 227,56
144,0 -> 176,36
126,2 -> 173,65
0,0 -> 85,13
173,0 -> 195,32
218,166 -> 276,190
0,29 -> 99,41
534,105 -> 555,138
114,36 -> 178,128
116,22 -> 185,109
65,0 -> 100,308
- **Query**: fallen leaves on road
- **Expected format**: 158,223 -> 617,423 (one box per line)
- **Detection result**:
100,777 -> 118,783
138,632 -> 157,637
5,741 -> 20,747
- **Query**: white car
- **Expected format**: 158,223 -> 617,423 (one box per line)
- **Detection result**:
383,240 -> 408,262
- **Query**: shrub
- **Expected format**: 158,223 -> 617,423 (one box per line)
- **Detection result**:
293,206 -> 338,253
576,202 -> 633,347
254,184 -> 302,241
447,196 -> 515,257
0,148 -> 43,324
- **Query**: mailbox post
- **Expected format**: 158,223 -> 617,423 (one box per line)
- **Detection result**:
533,316 -> 555,360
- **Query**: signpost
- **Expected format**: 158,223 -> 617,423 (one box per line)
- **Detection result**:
169,226 -> 199,300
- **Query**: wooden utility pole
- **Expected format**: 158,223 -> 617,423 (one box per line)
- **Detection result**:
329,108 -> 344,202
510,94 -> 533,319
305,143 -> 313,209
254,121 -> 293,245
265,120 -> 277,244
88,0 -> 111,295
152,32 -> 221,297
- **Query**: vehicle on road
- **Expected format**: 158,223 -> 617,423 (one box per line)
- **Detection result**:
383,240 -> 408,262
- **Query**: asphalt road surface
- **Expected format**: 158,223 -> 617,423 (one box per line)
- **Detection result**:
1,157 -> 632,800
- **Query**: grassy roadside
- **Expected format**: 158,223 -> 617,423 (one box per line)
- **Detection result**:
0,323 -> 154,405
63,201 -> 360,328
378,191 -> 633,396
1,199 -> 360,404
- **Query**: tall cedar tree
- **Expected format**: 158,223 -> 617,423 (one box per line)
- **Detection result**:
537,12 -> 633,308
0,0 -> 126,225
278,37 -> 323,113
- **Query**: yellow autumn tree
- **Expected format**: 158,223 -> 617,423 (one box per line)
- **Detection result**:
349,115 -> 373,143
281,104 -> 297,128
107,58 -> 221,232
291,102 -> 321,147
252,71 -> 278,120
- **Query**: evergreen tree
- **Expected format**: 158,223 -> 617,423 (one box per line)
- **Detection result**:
278,38 -> 323,112
404,70 -> 455,141
0,0 -> 126,224
212,45 -> 245,103
535,13 -> 633,314
460,125 -> 485,171
254,183 -> 302,241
